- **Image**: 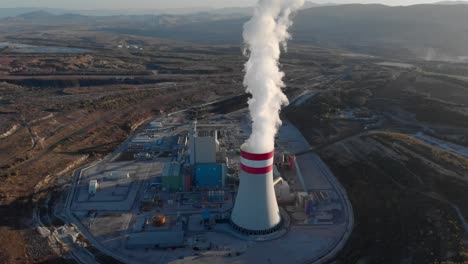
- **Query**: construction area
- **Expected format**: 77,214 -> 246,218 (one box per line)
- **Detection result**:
63,108 -> 353,264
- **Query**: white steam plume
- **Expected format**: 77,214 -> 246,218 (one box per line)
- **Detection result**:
243,0 -> 304,153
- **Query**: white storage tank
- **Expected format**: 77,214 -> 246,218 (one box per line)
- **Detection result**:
275,179 -> 291,202
105,171 -> 130,181
89,179 -> 98,195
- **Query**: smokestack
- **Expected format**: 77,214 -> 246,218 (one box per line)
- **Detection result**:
231,144 -> 281,234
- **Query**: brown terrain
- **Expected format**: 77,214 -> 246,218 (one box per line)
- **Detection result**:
0,10 -> 468,264
0,29 -> 248,263
286,60 -> 468,263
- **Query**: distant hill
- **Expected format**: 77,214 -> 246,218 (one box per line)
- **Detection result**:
434,1 -> 468,5
0,8 -> 67,18
292,4 -> 468,58
207,2 -> 337,16
302,1 -> 338,8
17,10 -> 55,19
0,2 -> 335,18
105,3 -> 468,59
4,4 -> 468,60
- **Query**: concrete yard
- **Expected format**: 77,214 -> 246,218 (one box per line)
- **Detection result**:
71,161 -> 164,211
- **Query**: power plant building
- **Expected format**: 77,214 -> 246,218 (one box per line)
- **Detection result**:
188,121 -> 220,164
162,162 -> 182,191
194,163 -> 226,188
194,130 -> 219,164
185,121 -> 227,190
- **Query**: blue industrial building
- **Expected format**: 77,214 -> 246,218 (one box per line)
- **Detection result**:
194,164 -> 226,188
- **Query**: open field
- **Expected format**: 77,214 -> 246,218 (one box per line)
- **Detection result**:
320,131 -> 467,263
285,60 -> 468,263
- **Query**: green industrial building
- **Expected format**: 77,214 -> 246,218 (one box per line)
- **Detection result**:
162,162 -> 182,192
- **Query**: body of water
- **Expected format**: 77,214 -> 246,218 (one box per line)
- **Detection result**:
0,42 -> 91,54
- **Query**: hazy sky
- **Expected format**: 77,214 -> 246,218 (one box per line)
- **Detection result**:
1,0 -> 445,9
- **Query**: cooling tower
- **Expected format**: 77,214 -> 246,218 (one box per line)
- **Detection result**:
230,144 -> 281,234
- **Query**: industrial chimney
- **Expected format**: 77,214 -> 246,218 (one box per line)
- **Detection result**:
230,144 -> 281,234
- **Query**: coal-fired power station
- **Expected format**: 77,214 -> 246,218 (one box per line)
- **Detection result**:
230,144 -> 282,234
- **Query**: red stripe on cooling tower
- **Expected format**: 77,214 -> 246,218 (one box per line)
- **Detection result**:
241,164 -> 273,174
240,149 -> 274,161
